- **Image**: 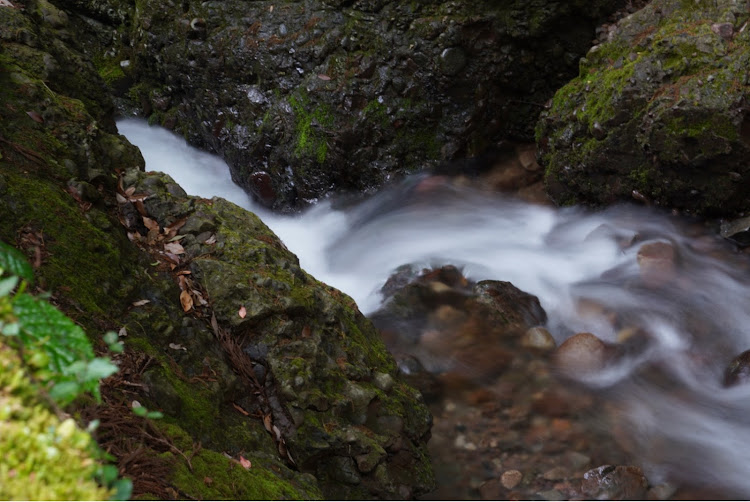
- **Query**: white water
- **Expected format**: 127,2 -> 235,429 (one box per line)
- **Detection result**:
118,118 -> 750,496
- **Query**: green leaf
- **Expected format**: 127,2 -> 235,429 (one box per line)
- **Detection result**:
132,406 -> 148,417
49,381 -> 80,403
12,293 -> 94,373
1,322 -> 20,336
0,276 -> 19,297
103,331 -> 118,345
110,478 -> 133,501
146,410 -> 164,419
85,358 -> 118,380
0,240 -> 33,282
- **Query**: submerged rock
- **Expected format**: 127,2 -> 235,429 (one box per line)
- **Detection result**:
537,0 -> 750,218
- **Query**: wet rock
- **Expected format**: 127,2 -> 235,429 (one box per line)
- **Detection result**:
537,0 -> 750,218
87,0 -> 626,211
581,465 -> 649,500
637,241 -> 676,288
720,215 -> 750,247
521,326 -> 557,351
723,349 -> 750,387
554,332 -> 608,377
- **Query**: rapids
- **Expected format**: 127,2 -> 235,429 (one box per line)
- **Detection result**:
117,117 -> 750,496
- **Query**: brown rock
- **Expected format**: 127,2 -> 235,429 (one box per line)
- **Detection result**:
554,332 -> 608,376
521,326 -> 557,351
581,465 -> 648,500
501,469 -> 523,489
637,241 -> 676,288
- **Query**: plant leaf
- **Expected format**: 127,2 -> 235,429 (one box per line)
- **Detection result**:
85,358 -> 118,380
180,290 -> 193,312
0,240 -> 33,282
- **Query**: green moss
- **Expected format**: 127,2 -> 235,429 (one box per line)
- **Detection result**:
169,448 -> 322,500
0,341 -> 111,500
288,91 -> 334,164
92,54 -> 126,87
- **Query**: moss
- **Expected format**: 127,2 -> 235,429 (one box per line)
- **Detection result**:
169,448 -> 322,500
0,341 -> 111,500
288,91 -> 334,164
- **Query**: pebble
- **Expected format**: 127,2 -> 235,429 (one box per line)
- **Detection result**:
521,326 -> 557,351
553,332 -> 607,376
500,469 -> 522,489
581,465 -> 648,500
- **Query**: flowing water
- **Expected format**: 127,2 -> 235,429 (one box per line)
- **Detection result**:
117,118 -> 750,496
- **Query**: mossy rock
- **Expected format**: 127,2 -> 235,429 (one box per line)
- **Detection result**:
537,0 -> 750,217
121,168 -> 435,498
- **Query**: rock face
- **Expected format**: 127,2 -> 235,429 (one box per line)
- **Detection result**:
65,0 -> 623,211
0,2 -> 432,499
537,0 -> 750,218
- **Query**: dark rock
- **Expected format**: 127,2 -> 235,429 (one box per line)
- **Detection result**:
71,0 -> 626,211
723,349 -> 750,387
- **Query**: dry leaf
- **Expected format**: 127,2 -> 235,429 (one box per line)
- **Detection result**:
232,403 -> 250,416
168,343 -> 187,351
263,414 -> 273,433
125,186 -> 136,197
167,235 -> 186,242
176,270 -> 192,276
118,327 -> 128,338
163,252 -> 181,265
132,299 -> 151,307
180,290 -> 194,312
317,74 -> 331,81
192,290 -> 208,306
238,305 -> 247,318
178,275 -> 189,291
116,193 -> 127,204
164,241 -> 186,255
165,217 -> 187,237
272,424 -> 282,440
26,111 -> 44,123
239,456 -> 251,469
142,217 -> 160,232
132,400 -> 142,409
204,234 -> 217,245
301,325 -> 311,338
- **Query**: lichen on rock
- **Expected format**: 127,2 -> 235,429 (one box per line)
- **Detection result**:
537,0 -> 750,217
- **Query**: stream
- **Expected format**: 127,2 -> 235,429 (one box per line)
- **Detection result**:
117,118 -> 750,497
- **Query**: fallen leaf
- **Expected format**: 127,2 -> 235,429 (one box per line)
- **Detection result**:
142,217 -> 160,232
180,290 -> 193,312
164,241 -> 185,255
163,252 -> 181,265
269,5 -> 273,12
232,403 -> 250,416
204,234 -> 217,245
124,186 -> 136,197
132,299 -> 151,307
165,217 -> 187,237
192,289 -> 208,306
238,305 -> 247,318
263,414 -> 273,433
118,327 -> 128,337
239,456 -> 251,469
168,343 -> 187,351
132,400 -> 141,409
116,193 -> 127,204
26,111 -> 44,123
272,424 -> 282,440
301,325 -> 311,337
317,74 -> 331,81
176,270 -> 192,276
167,235 -> 186,242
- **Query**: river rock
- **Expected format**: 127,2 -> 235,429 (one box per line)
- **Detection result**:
581,465 -> 648,500
723,349 -> 750,387
537,0 -> 750,218
65,0 -> 626,211
636,240 -> 676,288
554,332 -> 608,377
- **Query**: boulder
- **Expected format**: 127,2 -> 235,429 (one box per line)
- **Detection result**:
537,0 -> 750,217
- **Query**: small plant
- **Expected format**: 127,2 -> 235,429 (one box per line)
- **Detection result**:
0,239 -> 131,500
